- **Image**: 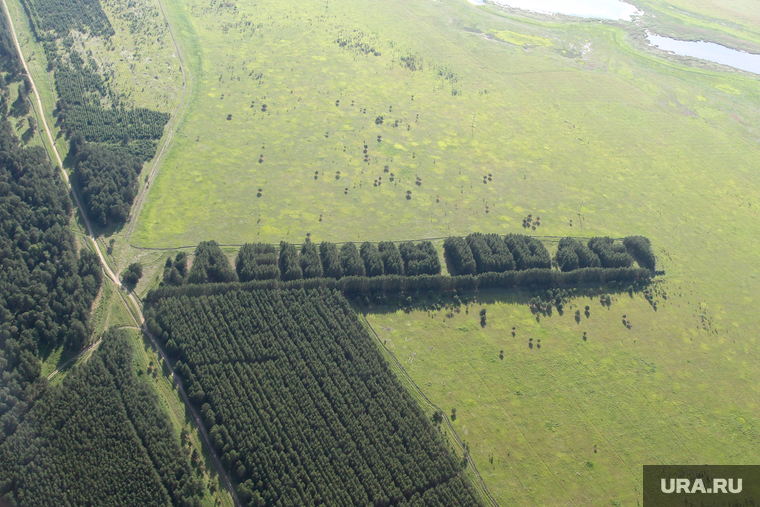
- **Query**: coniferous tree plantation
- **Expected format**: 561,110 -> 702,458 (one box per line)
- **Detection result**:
149,288 -> 484,507
0,329 -> 203,507
187,240 -> 237,284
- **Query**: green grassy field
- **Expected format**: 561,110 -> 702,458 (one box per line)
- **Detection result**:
365,279 -> 760,506
133,0 -> 760,250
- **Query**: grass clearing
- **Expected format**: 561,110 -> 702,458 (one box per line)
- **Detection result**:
366,282 -> 760,506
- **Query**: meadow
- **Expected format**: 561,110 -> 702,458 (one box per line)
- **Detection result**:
365,279 -> 760,506
6,0 -> 760,503
133,0 -> 760,250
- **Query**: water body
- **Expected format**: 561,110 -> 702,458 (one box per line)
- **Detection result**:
647,33 -> 760,74
488,0 -> 639,20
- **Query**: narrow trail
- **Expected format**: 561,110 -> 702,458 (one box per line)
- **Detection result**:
46,325 -> 141,380
361,314 -> 500,507
125,0 -> 191,241
1,4 -> 241,505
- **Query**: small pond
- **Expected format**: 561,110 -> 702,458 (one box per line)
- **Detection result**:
647,33 -> 760,75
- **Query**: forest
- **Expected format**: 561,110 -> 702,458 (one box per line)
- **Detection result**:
0,104 -> 102,448
70,140 -> 145,226
0,329 -> 204,507
0,20 -> 201,506
148,288 -> 484,507
21,0 -> 114,39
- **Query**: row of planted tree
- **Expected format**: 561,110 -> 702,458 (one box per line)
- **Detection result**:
152,234 -> 654,301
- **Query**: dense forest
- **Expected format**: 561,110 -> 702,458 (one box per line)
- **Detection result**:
21,0 -> 114,38
187,240 -> 237,284
19,0 -> 170,227
0,106 -> 101,444
0,329 -> 204,507
70,140 -> 144,226
149,288 -> 483,507
0,21 -> 198,507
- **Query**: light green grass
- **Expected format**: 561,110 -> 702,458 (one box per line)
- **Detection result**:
134,0 -> 760,252
366,283 -> 760,506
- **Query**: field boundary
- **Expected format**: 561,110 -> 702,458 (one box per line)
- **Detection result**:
129,234 -> 628,252
125,0 -> 193,241
360,314 -> 500,507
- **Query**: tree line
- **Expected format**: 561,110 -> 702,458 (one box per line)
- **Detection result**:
0,329 -> 204,507
150,265 -> 650,303
447,233 -> 654,275
155,236 -> 653,299
147,288 -> 483,507
162,240 -> 442,288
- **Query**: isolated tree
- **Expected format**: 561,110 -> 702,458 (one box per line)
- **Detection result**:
122,262 -> 143,286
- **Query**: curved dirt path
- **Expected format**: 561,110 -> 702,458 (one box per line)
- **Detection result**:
1,3 -> 241,505
125,0 -> 192,241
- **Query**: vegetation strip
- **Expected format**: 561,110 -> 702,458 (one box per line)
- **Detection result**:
125,0 -> 191,240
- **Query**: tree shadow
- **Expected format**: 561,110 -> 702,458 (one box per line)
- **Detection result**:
21,128 -> 34,144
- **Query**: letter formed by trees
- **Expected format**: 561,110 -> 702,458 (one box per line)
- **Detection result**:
399,241 -> 441,276
588,237 -> 634,268
555,237 -> 601,272
300,241 -> 323,279
443,236 -> 476,275
622,235 -> 656,270
466,233 -> 515,273
340,242 -> 366,277
279,241 -> 303,281
319,241 -> 343,279
504,234 -> 551,270
360,242 -> 384,277
187,240 -> 237,284
236,243 -> 280,281
378,241 -> 404,275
